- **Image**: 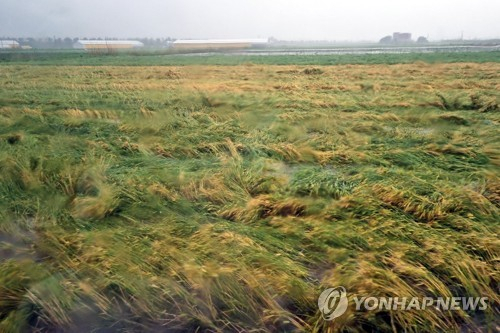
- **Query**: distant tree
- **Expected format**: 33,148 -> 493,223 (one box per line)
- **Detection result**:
379,35 -> 393,44
417,36 -> 429,43
25,37 -> 35,48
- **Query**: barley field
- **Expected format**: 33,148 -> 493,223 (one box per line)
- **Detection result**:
0,60 -> 499,332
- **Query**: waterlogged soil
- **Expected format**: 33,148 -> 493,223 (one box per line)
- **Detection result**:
0,232 -> 38,262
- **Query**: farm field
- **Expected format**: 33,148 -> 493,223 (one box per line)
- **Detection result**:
1,50 -> 500,66
0,60 -> 499,332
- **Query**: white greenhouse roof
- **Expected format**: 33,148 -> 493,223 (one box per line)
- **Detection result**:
173,39 -> 268,44
0,40 -> 20,48
74,40 -> 144,46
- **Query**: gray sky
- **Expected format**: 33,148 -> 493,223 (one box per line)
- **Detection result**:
1,0 -> 499,41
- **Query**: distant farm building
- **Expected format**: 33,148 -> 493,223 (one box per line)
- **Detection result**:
393,32 -> 412,43
0,40 -> 20,49
73,40 -> 144,51
172,39 -> 268,50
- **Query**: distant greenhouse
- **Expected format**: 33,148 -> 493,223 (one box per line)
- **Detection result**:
172,39 -> 268,50
73,40 -> 144,51
0,40 -> 20,49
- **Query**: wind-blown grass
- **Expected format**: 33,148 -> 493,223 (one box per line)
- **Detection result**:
0,62 -> 498,332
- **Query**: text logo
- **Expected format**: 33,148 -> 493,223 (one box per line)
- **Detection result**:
317,286 -> 348,321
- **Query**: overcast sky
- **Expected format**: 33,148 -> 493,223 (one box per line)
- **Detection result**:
1,0 -> 499,41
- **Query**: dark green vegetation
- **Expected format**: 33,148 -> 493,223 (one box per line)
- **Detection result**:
0,62 -> 499,332
1,50 -> 500,66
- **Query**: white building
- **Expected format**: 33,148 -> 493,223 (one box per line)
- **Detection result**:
0,40 -> 20,49
73,40 -> 144,50
172,39 -> 268,50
